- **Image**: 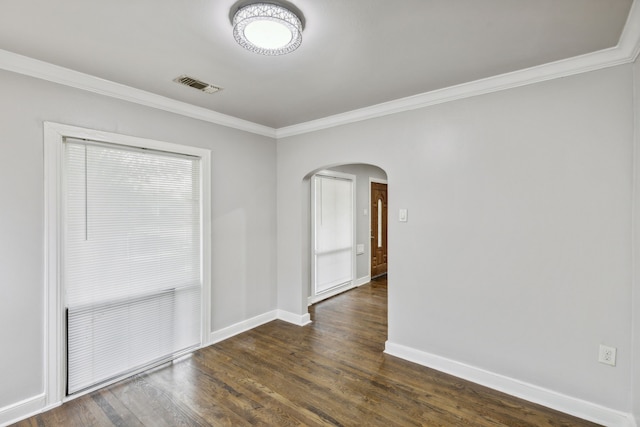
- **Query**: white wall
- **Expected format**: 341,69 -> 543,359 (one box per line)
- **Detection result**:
633,57 -> 640,425
1,55 -> 637,424
0,70 -> 277,412
277,65 -> 634,413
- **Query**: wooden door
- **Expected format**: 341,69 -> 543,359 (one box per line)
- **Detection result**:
371,182 -> 388,277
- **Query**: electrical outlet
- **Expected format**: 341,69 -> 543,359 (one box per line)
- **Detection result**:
598,344 -> 617,366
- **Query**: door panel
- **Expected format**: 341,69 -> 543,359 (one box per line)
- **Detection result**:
371,182 -> 388,277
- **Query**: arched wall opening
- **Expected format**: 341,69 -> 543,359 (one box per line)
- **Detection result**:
301,163 -> 388,311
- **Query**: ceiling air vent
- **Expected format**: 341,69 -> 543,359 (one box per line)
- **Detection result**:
173,75 -> 222,94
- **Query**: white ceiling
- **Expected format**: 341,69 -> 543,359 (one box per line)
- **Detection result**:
0,0 -> 634,129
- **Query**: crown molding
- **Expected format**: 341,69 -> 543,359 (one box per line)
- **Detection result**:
620,0 -> 640,61
278,0 -> 640,139
1,0 -> 639,141
276,50 -> 632,139
0,49 -> 276,138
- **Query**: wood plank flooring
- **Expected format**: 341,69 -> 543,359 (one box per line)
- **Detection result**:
14,277 -> 600,426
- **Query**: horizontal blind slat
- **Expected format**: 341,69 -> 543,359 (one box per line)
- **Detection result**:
64,139 -> 202,395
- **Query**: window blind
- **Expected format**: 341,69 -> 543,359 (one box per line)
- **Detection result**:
313,175 -> 353,294
64,139 -> 202,395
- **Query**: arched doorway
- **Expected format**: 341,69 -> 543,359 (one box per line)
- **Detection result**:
301,163 -> 388,307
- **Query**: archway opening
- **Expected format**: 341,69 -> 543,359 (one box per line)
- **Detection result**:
301,163 -> 388,309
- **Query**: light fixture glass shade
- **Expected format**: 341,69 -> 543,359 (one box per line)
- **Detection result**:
233,3 -> 302,56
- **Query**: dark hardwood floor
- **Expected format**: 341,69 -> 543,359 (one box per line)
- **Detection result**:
14,277 -> 599,426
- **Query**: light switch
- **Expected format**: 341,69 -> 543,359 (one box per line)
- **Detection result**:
399,208 -> 408,222
356,244 -> 365,254
364,208 -> 368,216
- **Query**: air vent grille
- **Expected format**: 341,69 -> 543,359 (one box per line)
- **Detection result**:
173,75 -> 222,94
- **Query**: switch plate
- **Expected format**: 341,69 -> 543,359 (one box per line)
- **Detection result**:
399,209 -> 408,222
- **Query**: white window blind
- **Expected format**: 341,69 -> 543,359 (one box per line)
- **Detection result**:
313,174 -> 354,294
64,138 -> 202,395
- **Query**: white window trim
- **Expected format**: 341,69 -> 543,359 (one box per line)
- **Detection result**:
43,122 -> 212,407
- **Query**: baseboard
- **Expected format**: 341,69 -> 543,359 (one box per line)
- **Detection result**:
208,310 -> 278,345
308,276 -> 372,306
355,275 -> 371,287
385,341 -> 634,427
276,309 -> 312,326
0,393 -> 46,427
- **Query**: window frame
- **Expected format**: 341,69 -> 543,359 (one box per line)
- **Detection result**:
309,170 -> 356,304
44,122 -> 212,406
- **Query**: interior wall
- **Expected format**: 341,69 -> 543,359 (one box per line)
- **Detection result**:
0,70 -> 277,411
633,56 -> 640,424
277,64 -> 634,411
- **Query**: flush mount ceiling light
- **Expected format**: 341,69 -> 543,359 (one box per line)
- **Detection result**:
233,2 -> 303,56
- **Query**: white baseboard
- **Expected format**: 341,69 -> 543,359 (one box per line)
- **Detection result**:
308,285 -> 355,305
385,341 -> 634,427
0,393 -> 46,427
276,309 -> 312,326
208,310 -> 278,345
308,276 -> 372,306
355,275 -> 371,287
207,309 -> 311,346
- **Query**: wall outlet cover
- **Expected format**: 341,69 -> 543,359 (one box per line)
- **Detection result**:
598,344 -> 616,366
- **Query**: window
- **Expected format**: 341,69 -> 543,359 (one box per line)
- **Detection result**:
45,123 -> 211,403
311,171 -> 355,302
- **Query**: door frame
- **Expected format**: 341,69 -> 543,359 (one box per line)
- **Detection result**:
369,178 -> 388,278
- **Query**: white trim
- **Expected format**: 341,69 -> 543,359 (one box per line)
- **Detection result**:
2,3 -> 639,141
43,123 -> 65,406
632,30 -> 640,427
355,275 -> 371,287
619,0 -> 640,62
310,170 -> 357,302
208,311 -> 278,345
276,47 -> 630,138
0,394 -> 46,427
308,282 -> 356,305
307,275 -> 371,306
0,50 -> 275,138
43,122 -> 213,407
200,150 -> 213,346
385,341 -> 635,427
277,310 -> 312,326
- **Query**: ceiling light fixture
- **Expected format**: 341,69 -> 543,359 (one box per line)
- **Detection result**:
232,3 -> 303,56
